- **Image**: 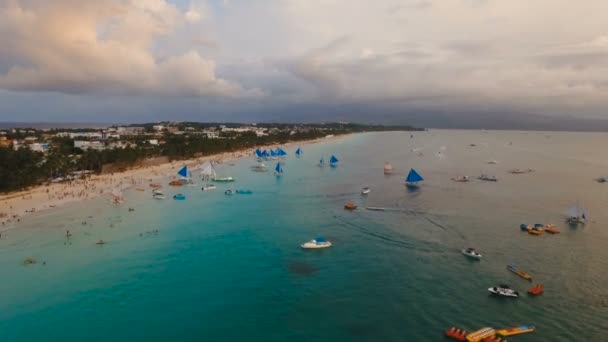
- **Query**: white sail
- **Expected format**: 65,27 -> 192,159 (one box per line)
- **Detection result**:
200,162 -> 217,178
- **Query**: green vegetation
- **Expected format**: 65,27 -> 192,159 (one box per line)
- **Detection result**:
0,123 -> 420,193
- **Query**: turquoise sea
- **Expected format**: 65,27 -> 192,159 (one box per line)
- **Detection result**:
1,131 -> 608,341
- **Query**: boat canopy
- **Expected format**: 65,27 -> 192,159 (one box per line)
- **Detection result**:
406,168 -> 424,183
177,166 -> 188,177
315,237 -> 326,242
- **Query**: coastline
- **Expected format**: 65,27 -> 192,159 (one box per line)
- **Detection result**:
0,133 -> 353,229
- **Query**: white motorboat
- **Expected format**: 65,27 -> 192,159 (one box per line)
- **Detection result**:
152,189 -> 164,195
250,164 -> 268,172
488,285 -> 519,298
451,176 -> 470,182
153,194 -> 166,200
462,248 -> 482,259
478,174 -> 498,182
213,177 -> 235,182
361,187 -> 371,195
301,237 -> 332,249
202,185 -> 217,191
224,189 -> 234,195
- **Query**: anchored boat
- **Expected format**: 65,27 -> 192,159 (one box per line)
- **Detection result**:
461,248 -> 482,259
301,237 -> 332,249
496,325 -> 535,337
488,285 -> 519,298
466,327 -> 496,342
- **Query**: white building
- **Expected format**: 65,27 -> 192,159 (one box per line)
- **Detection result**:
74,140 -> 105,151
57,132 -> 103,139
153,125 -> 165,131
148,139 -> 159,145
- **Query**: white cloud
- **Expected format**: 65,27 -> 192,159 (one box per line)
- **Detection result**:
0,0 -> 256,97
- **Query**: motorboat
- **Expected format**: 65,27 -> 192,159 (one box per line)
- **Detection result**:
301,237 -> 332,249
173,194 -> 186,200
595,177 -> 607,183
488,285 -> 519,298
477,174 -> 497,182
224,189 -> 234,195
153,193 -> 166,200
361,187 -> 371,195
487,160 -> 499,164
451,176 -> 470,182
236,189 -> 253,195
508,168 -> 534,174
152,189 -> 163,195
461,248 -> 482,259
344,202 -> 357,210
202,184 -> 217,191
507,265 -> 532,281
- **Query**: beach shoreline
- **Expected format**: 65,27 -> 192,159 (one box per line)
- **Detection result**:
0,133 -> 353,229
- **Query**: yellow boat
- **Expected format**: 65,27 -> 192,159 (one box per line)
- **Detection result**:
507,265 -> 532,281
466,327 -> 495,342
496,325 -> 535,337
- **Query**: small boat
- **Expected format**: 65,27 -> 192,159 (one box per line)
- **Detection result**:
544,224 -> 560,234
595,177 -> 607,183
487,160 -> 499,164
361,187 -> 371,195
462,248 -> 482,259
152,189 -> 163,195
135,188 -> 145,192
149,183 -> 162,188
301,237 -> 332,249
169,180 -> 183,187
466,327 -> 496,342
319,157 -> 325,167
405,168 -> 424,188
566,203 -> 587,225
224,189 -> 234,195
527,284 -> 544,295
496,325 -> 535,337
527,229 -> 542,235
329,155 -> 339,167
236,189 -> 253,195
173,194 -> 186,201
451,176 -> 470,182
250,163 -> 268,172
153,193 -> 166,200
201,184 -> 216,191
295,147 -> 303,157
274,163 -> 284,176
344,202 -> 357,210
507,265 -> 532,281
508,168 -> 534,174
488,285 -> 519,298
213,177 -> 235,182
96,239 -> 106,245
519,224 -> 531,231
477,174 -> 497,182
444,327 -> 467,341
383,162 -> 393,175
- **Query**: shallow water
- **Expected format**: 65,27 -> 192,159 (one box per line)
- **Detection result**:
1,130 -> 608,341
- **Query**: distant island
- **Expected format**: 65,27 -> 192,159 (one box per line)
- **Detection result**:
0,122 -> 421,193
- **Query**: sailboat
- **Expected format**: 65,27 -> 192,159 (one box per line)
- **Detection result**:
277,147 -> 287,157
177,166 -> 193,185
269,149 -> 278,159
566,203 -> 587,225
329,155 -> 339,167
295,147 -> 303,157
319,157 -> 325,167
405,168 -> 424,188
200,161 -> 217,180
275,162 -> 284,176
255,148 -> 263,159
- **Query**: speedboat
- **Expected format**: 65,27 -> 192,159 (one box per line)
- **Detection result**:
213,177 -> 235,182
224,189 -> 234,195
488,285 -> 519,298
202,184 -> 217,191
153,193 -> 166,200
361,187 -> 371,195
461,248 -> 482,259
301,237 -> 332,249
152,189 -> 163,195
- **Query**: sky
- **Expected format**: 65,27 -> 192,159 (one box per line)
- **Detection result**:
1,0 -> 608,128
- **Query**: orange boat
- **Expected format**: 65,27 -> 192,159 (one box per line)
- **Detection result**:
169,180 -> 183,187
527,229 -> 543,235
445,327 -> 467,341
528,284 -> 544,295
544,224 -> 560,234
149,183 -> 162,188
344,202 -> 357,210
482,337 -> 505,342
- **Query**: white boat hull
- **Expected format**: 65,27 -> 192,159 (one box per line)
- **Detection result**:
462,250 -> 482,259
301,241 -> 332,249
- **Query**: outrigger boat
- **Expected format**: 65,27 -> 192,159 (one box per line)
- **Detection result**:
507,265 -> 532,281
461,248 -> 482,259
488,285 -> 519,298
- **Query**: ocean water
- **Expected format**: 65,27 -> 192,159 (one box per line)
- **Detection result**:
1,130 -> 608,341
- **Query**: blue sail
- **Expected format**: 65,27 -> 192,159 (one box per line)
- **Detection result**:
270,149 -> 278,157
277,147 -> 287,156
329,155 -> 339,166
255,149 -> 262,157
406,168 -> 424,183
177,166 -> 188,177
275,163 -> 283,174
262,150 -> 269,157
295,147 -> 302,156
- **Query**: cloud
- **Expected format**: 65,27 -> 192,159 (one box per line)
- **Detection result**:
0,0 -> 257,97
